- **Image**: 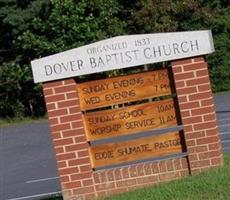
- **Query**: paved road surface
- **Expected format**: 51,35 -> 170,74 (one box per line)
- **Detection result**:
0,122 -> 61,200
0,92 -> 229,200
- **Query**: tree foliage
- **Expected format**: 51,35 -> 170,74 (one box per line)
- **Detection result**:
0,0 -> 229,118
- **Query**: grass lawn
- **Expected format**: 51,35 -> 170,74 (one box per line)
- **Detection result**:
44,153 -> 230,200
0,116 -> 47,127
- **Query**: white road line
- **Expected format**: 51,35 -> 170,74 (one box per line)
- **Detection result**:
26,176 -> 59,184
7,191 -> 61,200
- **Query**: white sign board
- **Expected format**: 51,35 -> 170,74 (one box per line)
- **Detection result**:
31,30 -> 214,83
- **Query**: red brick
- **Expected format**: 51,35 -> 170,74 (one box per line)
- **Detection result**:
60,167 -> 79,176
191,106 -> 214,116
209,149 -> 222,158
166,160 -> 174,171
114,168 -> 122,180
60,175 -> 70,183
174,72 -> 195,81
80,164 -> 92,172
122,168 -> 129,179
48,109 -> 68,118
65,143 -> 88,152
183,62 -> 207,72
189,154 -> 198,161
198,152 -> 209,160
55,146 -> 65,154
180,110 -> 190,118
173,158 -> 182,170
197,84 -> 211,93
188,91 -> 212,101
186,131 -> 205,139
190,161 -> 201,168
66,92 -> 78,99
183,116 -> 202,124
53,138 -> 73,146
75,135 -> 87,143
172,66 -> 182,74
68,157 -> 90,166
60,114 -> 82,123
180,169 -> 190,177
72,121 -> 84,129
186,76 -> 210,87
193,56 -> 205,62
71,172 -> 92,181
107,169 -> 115,182
208,142 -> 220,150
178,96 -> 188,103
197,136 -> 219,145
180,101 -> 200,110
63,79 -> 76,85
51,123 -> 71,132
58,99 -> 79,108
172,58 -> 192,66
43,88 -> 53,96
184,125 -> 193,132
201,98 -> 213,107
49,118 -> 59,125
46,103 -> 56,111
159,161 -> 167,172
69,106 -> 81,114
97,171 -> 107,183
57,161 -> 67,168
211,157 -> 223,166
62,129 -> 77,137
186,139 -> 196,146
189,145 -> 208,153
43,81 -> 63,89
73,186 -> 95,195
57,152 -> 76,161
206,127 -> 219,136
175,81 -> 185,88
54,85 -> 76,94
196,69 -> 209,77
193,121 -> 216,131
200,159 -> 210,167
78,150 -> 89,158
46,94 -> 65,103
203,113 -> 216,122
96,182 -> 115,191
93,173 -> 100,183
137,175 -> 158,184
64,181 -> 82,189
152,162 -> 159,173
177,87 -> 197,95
52,132 -> 62,140
137,164 -> 145,176
83,179 -> 94,187
116,179 -> 137,188
144,163 -> 152,175
159,171 -> 180,181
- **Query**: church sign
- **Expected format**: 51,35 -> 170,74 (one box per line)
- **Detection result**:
31,30 -> 214,83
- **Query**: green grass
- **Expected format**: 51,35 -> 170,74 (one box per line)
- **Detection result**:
0,116 -> 47,127
102,154 -> 230,200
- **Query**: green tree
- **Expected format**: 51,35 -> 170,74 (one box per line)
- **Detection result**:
0,0 -> 125,118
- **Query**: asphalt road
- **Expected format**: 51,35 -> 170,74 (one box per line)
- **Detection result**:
0,122 -> 61,200
0,92 -> 229,200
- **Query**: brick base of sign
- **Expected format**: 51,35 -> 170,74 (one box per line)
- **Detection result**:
43,56 -> 223,200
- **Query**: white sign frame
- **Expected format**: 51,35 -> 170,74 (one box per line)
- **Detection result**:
31,30 -> 214,83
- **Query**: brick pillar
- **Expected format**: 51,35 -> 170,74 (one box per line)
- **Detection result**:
171,56 -> 223,174
43,79 -> 95,200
